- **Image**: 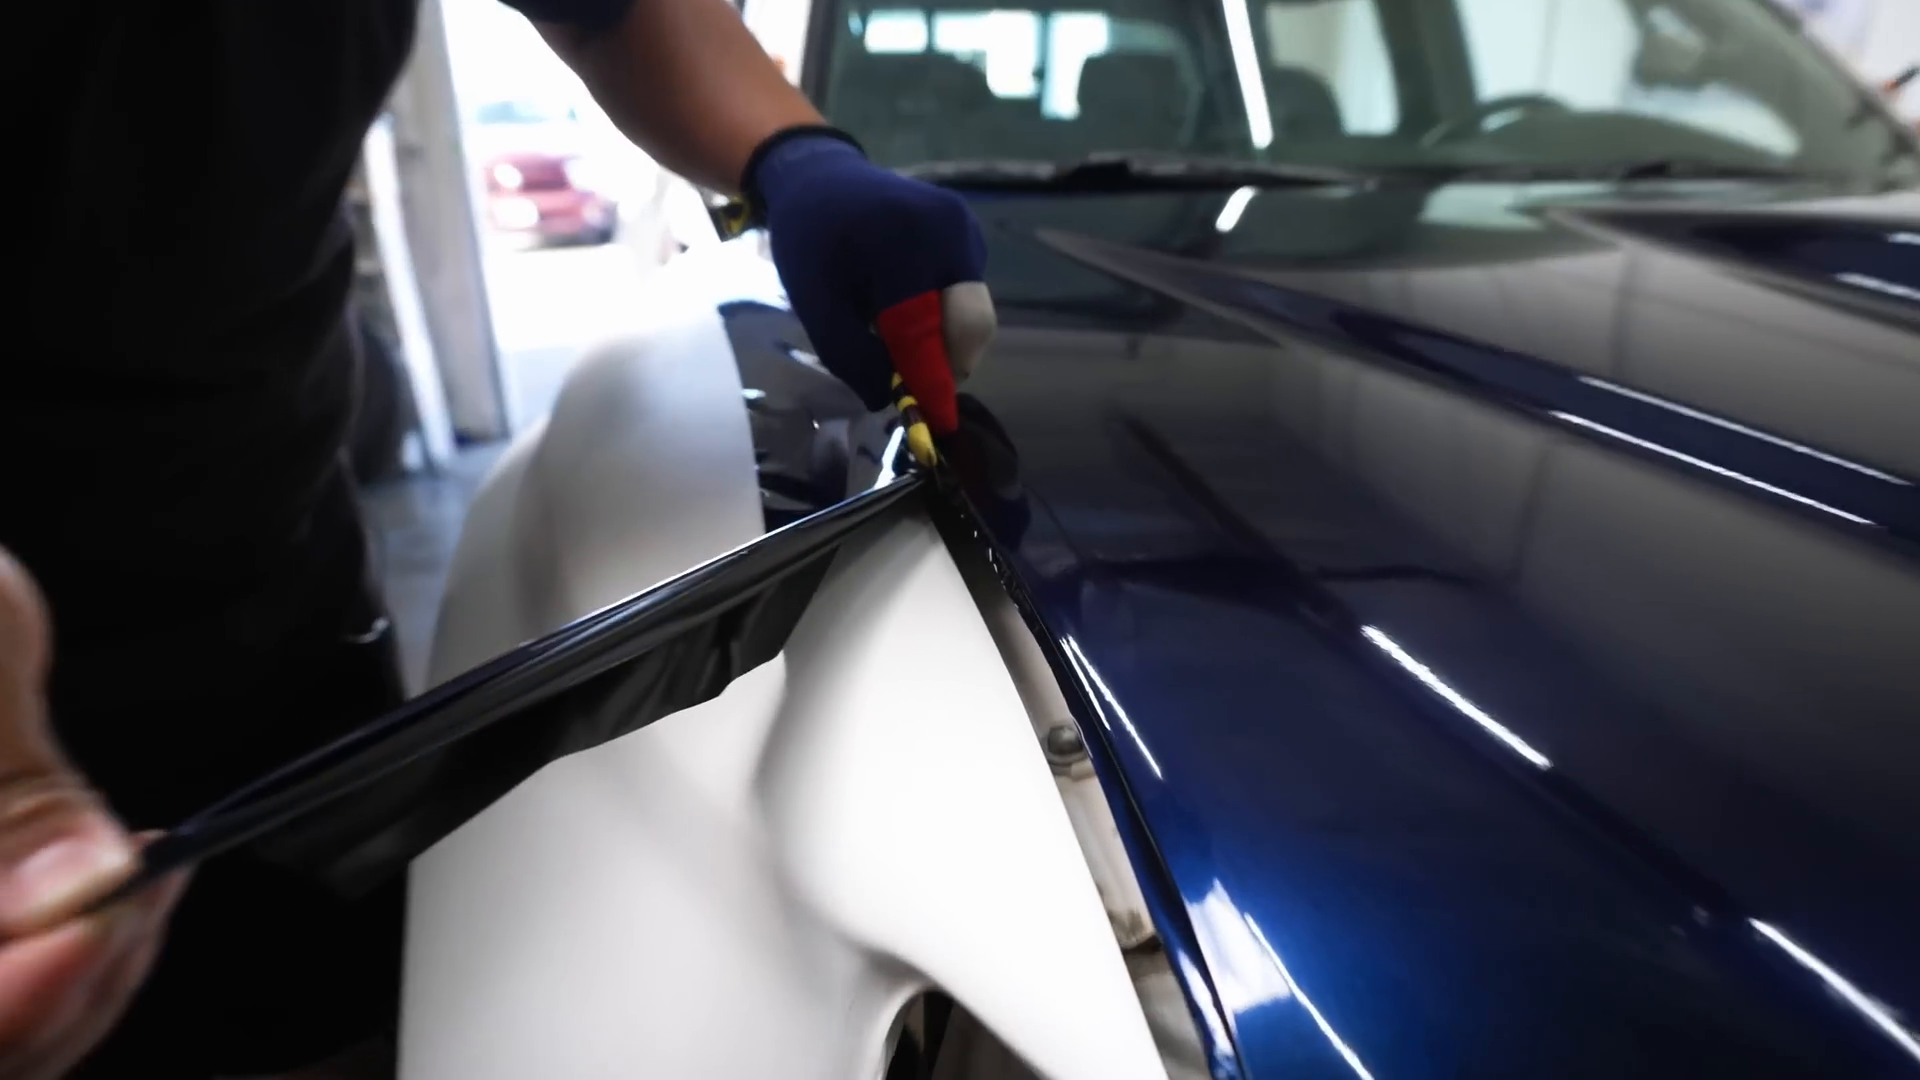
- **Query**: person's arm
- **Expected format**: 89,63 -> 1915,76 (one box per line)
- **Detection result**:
535,0 -> 821,191
529,0 -> 996,447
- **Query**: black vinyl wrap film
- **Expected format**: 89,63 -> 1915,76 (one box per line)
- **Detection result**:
107,472 -> 930,904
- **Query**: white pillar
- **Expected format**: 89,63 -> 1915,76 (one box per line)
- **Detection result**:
361,117 -> 460,470
388,0 -> 510,441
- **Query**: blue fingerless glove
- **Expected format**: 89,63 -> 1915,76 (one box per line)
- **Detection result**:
745,127 -> 994,438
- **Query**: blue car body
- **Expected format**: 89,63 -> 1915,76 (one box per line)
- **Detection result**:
971,181 -> 1920,1080
731,175 -> 1920,1077
715,0 -> 1920,1069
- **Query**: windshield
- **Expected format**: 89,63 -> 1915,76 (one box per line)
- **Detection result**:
812,0 -> 1917,185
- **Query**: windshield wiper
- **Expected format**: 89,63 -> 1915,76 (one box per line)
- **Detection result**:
1604,158 -> 1825,182
903,154 -> 1833,191
899,152 -> 1362,191
1399,158 -> 1821,183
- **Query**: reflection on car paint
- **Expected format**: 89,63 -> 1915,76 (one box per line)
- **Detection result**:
1837,270 -> 1920,302
1550,410 -> 1877,526
1061,635 -> 1163,780
1214,187 -> 1257,233
1358,625 -> 1553,770
1577,375 -> 1910,485
1051,239 -> 1918,545
1185,882 -> 1292,1016
1750,919 -> 1920,1066
722,169 -> 1920,1080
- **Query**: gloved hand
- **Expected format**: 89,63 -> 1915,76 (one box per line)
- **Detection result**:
746,128 -> 997,454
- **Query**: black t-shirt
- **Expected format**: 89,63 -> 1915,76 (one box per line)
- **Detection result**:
12,0 -> 628,647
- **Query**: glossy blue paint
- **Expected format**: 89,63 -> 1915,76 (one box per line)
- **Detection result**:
1569,204 -> 1920,300
727,177 -> 1920,1078
1114,245 -> 1919,544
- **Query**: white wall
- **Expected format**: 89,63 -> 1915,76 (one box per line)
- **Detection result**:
390,0 -> 510,440
1779,0 -> 1878,55
1857,0 -> 1920,118
1777,0 -> 1918,117
742,0 -> 813,81
1454,0 -> 1640,107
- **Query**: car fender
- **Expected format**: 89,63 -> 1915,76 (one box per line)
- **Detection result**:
401,255 -> 1167,1080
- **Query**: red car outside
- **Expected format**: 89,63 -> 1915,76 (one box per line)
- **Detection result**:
472,100 -> 619,246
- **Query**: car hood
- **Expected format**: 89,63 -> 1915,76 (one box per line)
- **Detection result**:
727,177 -> 1920,1078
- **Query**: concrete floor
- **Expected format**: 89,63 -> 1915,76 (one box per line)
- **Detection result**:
361,443 -> 504,694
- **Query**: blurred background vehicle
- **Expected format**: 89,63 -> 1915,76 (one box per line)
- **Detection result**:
470,98 -> 620,246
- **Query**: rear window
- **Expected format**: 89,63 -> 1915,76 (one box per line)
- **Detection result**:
821,1 -> 1252,167
812,0 -> 1916,185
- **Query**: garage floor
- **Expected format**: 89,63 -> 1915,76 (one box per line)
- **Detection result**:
362,444 -> 503,694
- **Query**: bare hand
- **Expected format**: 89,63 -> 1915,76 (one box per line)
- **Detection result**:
0,549 -> 184,1079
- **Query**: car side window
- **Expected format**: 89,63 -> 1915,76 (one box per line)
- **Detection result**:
860,9 -> 1193,116
1451,0 -> 1800,156
931,10 -> 1043,98
1261,0 -> 1399,135
860,9 -> 930,51
840,6 -> 1207,162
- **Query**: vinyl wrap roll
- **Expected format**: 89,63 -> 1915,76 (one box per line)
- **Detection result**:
123,472 -> 929,900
